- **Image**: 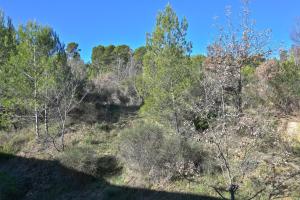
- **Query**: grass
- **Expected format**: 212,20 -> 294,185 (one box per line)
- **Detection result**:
3,120 -> 299,200
0,124 -> 245,199
0,129 -> 34,154
57,122 -> 224,199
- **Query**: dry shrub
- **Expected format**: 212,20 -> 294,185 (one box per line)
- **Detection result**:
92,72 -> 119,93
255,60 -> 279,81
118,121 -> 210,183
91,72 -> 140,106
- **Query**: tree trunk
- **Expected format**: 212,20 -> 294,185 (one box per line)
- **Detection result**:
35,106 -> 39,139
44,104 -> 48,136
228,184 -> 239,200
44,75 -> 49,136
174,110 -> 180,134
171,91 -> 180,134
34,80 -> 39,140
237,78 -> 242,113
60,111 -> 67,151
237,67 -> 243,113
33,46 -> 39,140
61,125 -> 65,151
230,190 -> 235,200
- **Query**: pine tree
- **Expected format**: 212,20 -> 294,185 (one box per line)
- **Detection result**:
139,4 -> 194,133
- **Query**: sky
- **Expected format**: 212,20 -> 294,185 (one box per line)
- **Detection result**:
0,0 -> 299,62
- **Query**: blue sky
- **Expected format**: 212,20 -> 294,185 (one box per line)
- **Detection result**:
0,0 -> 299,62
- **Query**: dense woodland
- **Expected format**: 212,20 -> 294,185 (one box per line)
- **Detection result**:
1,1 -> 300,200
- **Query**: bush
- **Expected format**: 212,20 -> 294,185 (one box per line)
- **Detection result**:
58,146 -> 121,178
0,131 -> 33,154
118,122 -> 208,183
95,122 -> 113,132
268,59 -> 300,113
58,147 -> 98,176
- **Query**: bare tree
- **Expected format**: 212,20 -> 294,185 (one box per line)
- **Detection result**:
67,55 -> 86,81
182,73 -> 277,199
291,17 -> 300,46
21,44 -> 42,140
179,1 -> 295,199
291,46 -> 300,66
290,18 -> 300,65
49,79 -> 87,151
206,0 -> 271,113
33,45 -> 40,139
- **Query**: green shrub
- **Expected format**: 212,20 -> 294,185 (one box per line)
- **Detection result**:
95,122 -> 112,132
118,122 -> 208,183
193,112 -> 217,132
0,132 -> 33,154
193,116 -> 209,132
269,59 -> 300,113
242,65 -> 256,82
59,146 -> 98,176
58,146 -> 121,178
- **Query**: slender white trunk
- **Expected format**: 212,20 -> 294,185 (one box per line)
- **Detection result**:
33,46 -> 39,140
44,76 -> 49,136
44,103 -> 48,136
34,82 -> 39,140
61,124 -> 65,151
60,111 -> 67,151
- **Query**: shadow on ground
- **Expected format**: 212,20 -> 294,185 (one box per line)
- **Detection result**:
0,153 -> 222,200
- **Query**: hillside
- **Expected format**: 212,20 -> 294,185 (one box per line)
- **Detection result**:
1,1 -> 300,200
